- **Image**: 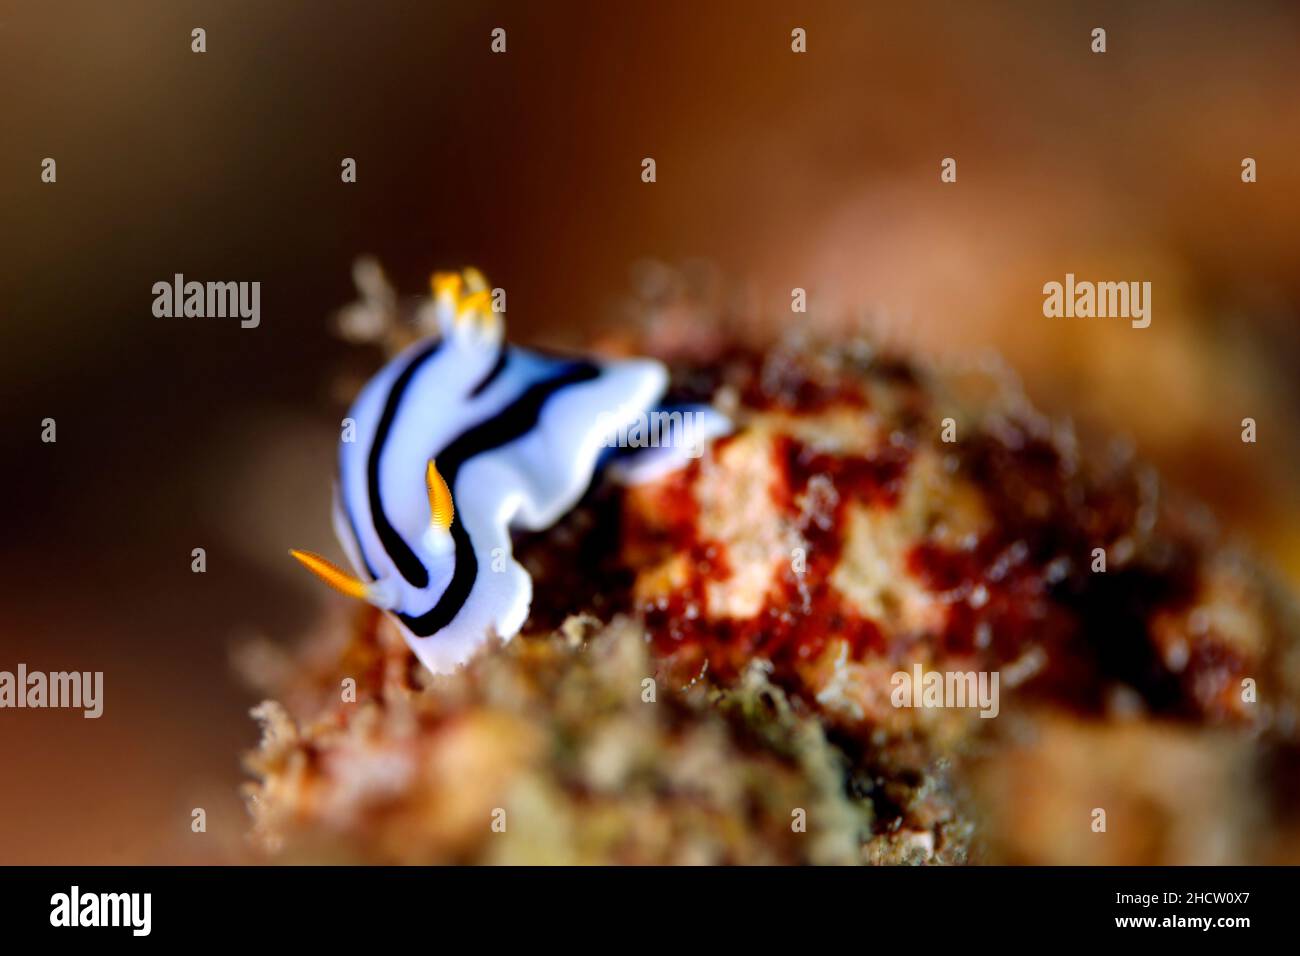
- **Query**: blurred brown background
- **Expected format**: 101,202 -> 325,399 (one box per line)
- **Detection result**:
1,1 -> 1298,863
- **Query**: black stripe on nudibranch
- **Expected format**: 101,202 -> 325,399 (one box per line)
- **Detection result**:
468,345 -> 509,398
344,496 -> 380,582
367,338 -> 445,589
398,361 -> 601,638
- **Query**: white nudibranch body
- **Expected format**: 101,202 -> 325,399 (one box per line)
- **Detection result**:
292,268 -> 727,674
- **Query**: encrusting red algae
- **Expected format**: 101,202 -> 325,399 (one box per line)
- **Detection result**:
620,344 -> 1288,731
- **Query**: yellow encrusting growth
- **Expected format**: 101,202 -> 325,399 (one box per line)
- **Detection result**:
289,549 -> 370,601
426,459 -> 455,530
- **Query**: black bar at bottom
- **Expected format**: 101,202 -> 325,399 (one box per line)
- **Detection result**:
0,865 -> 1286,942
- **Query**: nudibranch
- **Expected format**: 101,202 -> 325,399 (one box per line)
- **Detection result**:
291,267 -> 727,674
